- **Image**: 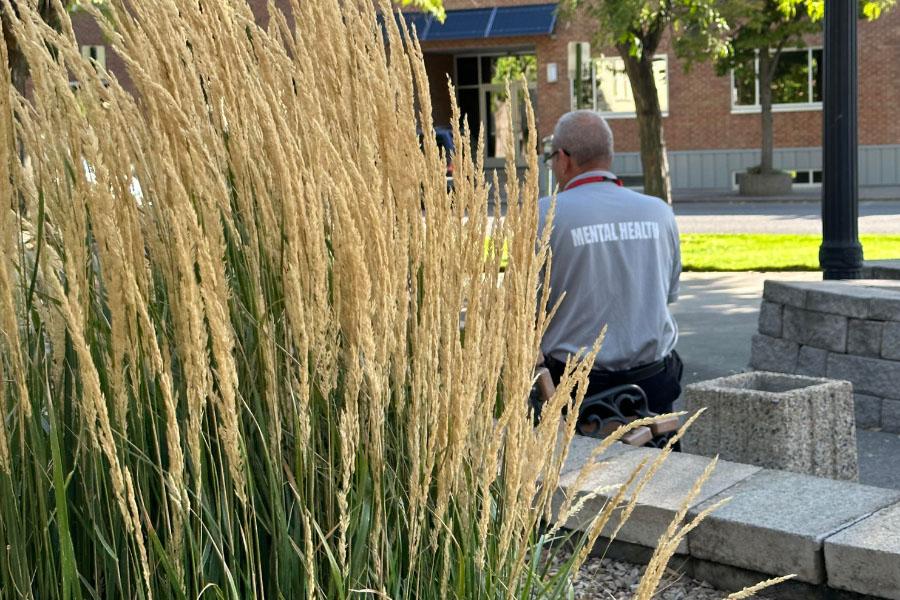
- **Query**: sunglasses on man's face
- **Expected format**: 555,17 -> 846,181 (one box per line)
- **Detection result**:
543,148 -> 569,164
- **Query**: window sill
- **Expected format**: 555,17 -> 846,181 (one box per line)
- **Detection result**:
598,111 -> 670,120
731,103 -> 822,114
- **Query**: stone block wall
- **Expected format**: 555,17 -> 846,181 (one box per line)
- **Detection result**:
750,280 -> 900,432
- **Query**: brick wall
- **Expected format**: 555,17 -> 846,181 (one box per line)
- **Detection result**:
70,11 -> 132,91
421,1 -> 900,153
858,11 -> 900,147
68,1 -> 900,155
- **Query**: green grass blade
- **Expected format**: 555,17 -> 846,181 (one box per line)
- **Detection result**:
46,376 -> 84,600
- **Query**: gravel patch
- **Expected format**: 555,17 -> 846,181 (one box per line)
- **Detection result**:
570,556 -> 768,600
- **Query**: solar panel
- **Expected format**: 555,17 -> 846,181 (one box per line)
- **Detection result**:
401,3 -> 558,42
425,8 -> 493,41
403,12 -> 433,40
488,4 -> 557,37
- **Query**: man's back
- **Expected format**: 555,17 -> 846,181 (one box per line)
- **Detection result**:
538,171 -> 681,371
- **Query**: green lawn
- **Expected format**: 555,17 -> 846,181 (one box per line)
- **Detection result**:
682,234 -> 900,271
488,234 -> 900,272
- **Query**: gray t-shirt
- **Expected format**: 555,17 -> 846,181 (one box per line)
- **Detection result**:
537,170 -> 681,371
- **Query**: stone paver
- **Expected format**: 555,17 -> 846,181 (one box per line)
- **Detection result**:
556,448 -> 759,554
825,501 -> 900,599
827,353 -> 900,400
805,286 -> 871,319
762,280 -> 808,308
749,333 -> 799,372
855,393 -> 884,429
782,305 -> 848,352
559,432 -> 637,477
884,400 -> 900,432
688,470 -> 900,583
796,345 -> 828,377
883,321 -> 900,360
757,301 -> 783,338
848,318 -> 884,357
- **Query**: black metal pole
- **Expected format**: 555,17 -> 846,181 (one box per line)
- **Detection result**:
820,0 -> 863,279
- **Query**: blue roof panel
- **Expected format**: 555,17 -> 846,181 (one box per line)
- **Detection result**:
425,8 -> 493,40
489,4 -> 558,37
403,12 -> 432,39
401,4 -> 557,42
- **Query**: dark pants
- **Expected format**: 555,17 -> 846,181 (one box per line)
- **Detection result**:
544,350 -> 684,415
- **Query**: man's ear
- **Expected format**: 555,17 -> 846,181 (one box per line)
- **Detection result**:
563,153 -> 577,176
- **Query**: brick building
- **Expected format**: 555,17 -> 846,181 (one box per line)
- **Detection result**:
70,1 -> 900,192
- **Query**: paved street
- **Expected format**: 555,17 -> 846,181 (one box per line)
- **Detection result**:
675,200 -> 900,234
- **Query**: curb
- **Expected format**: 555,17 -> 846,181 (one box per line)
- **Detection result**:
555,439 -> 900,599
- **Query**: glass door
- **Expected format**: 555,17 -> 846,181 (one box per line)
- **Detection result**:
455,53 -> 537,169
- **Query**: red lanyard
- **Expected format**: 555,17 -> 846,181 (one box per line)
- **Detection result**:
564,175 -> 623,191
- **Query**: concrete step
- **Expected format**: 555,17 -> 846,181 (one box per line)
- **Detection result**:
555,433 -> 900,599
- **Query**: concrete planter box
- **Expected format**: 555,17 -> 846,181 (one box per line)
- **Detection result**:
739,171 -> 793,196
682,372 -> 858,481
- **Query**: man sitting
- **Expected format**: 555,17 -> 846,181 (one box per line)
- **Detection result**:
538,110 -> 683,420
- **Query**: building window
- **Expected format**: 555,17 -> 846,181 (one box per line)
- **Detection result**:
732,168 -> 822,190
454,52 -> 538,165
731,48 -> 822,112
790,168 -> 823,186
571,55 -> 668,118
80,45 -> 106,69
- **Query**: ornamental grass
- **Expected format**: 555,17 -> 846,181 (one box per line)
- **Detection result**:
0,1 -> 749,598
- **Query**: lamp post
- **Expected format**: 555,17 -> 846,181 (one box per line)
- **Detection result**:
819,0 -> 864,279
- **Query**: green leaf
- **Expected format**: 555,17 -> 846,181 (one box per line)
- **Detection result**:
146,525 -> 188,600
396,0 -> 446,22
47,384 -> 84,600
310,517 -> 347,600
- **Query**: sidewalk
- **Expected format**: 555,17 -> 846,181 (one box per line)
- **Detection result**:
671,271 -> 900,490
673,185 -> 900,204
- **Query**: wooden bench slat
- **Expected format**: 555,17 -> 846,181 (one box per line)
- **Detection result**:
621,426 -> 653,447
649,415 -> 680,436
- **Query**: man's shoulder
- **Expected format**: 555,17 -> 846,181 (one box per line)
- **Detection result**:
618,187 -> 671,207
539,185 -> 674,219
618,188 -> 676,219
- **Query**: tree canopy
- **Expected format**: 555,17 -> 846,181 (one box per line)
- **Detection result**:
568,0 -> 731,65
716,0 -> 896,74
564,0 -> 731,202
396,0 -> 445,21
714,0 -> 895,178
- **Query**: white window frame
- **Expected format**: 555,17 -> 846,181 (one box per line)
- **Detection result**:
571,54 -> 669,119
789,168 -> 823,188
80,45 -> 107,69
731,168 -> 822,190
730,47 -> 822,114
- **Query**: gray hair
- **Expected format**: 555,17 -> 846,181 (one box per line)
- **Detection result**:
552,110 -> 614,167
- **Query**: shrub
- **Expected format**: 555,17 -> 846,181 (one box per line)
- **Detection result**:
0,1 -> 740,598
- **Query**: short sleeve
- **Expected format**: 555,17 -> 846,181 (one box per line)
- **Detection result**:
667,213 -> 681,304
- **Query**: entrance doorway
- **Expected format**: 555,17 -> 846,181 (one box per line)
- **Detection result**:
454,53 -> 538,168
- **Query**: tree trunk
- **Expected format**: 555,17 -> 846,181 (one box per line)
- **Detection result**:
620,47 -> 671,203
3,1 -> 59,96
758,46 -> 775,174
